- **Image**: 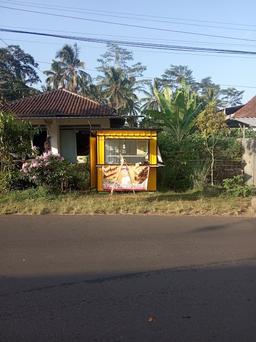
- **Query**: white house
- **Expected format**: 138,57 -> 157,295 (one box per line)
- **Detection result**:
2,89 -> 123,163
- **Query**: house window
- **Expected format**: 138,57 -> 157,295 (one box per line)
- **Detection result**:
105,139 -> 149,164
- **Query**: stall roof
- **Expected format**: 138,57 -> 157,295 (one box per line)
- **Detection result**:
91,128 -> 161,132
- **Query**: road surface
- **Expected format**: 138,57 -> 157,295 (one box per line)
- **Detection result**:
1,215 -> 256,341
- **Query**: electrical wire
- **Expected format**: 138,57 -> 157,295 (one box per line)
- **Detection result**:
2,0 -> 256,29
2,5 -> 256,43
1,0 -> 256,33
2,28 -> 256,57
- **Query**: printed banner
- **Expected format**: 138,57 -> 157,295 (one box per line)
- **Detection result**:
102,164 -> 150,191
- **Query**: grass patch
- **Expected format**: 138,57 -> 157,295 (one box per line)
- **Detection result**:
0,188 -> 254,216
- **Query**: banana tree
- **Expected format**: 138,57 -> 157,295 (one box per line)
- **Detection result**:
147,84 -> 202,142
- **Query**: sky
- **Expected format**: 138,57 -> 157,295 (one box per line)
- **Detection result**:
1,0 -> 256,102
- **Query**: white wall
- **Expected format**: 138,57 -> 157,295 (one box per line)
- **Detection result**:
242,138 -> 256,186
28,117 -> 111,155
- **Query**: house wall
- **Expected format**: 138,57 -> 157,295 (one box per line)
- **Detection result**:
28,118 -> 111,156
242,138 -> 256,186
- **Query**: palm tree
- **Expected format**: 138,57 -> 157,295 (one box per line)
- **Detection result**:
44,60 -> 64,90
98,67 -> 138,115
56,44 -> 82,92
141,79 -> 162,112
44,44 -> 91,93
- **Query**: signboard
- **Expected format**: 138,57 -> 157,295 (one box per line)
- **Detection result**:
102,164 -> 150,191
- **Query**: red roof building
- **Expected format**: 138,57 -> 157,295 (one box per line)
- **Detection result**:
1,89 -> 121,162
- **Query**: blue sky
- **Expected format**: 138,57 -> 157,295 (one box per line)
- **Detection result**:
1,0 -> 256,102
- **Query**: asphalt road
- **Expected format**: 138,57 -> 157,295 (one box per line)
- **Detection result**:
1,215 -> 256,342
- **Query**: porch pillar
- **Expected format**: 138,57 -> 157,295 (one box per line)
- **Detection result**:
47,120 -> 60,155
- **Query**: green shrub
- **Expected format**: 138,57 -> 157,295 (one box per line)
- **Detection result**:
21,152 -> 90,193
69,164 -> 90,191
222,175 -> 254,197
158,132 -> 206,191
0,169 -> 32,193
0,112 -> 35,171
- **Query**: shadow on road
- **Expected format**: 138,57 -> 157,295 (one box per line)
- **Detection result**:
191,218 -> 256,233
1,260 -> 256,342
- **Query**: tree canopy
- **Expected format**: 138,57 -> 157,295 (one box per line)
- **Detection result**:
0,43 -> 245,117
0,45 -> 40,102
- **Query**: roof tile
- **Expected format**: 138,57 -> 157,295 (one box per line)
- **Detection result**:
234,96 -> 256,118
1,89 -> 116,118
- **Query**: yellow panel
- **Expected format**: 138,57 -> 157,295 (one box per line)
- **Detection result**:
149,137 -> 157,165
97,135 -> 105,164
148,168 -> 157,191
97,167 -> 103,192
90,136 -> 97,188
97,130 -> 157,138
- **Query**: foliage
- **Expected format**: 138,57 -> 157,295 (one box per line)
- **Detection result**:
21,152 -> 90,193
223,175 -> 254,197
44,43 -> 92,93
96,44 -> 146,118
98,67 -> 139,116
0,45 -> 40,102
0,189 -> 252,216
197,103 -> 228,185
220,87 -> 244,107
44,60 -> 65,90
97,43 -> 146,79
0,169 -> 32,193
146,84 -> 202,142
0,112 -> 35,171
156,69 -> 243,109
158,132 -> 207,191
141,79 -> 162,113
159,65 -> 197,91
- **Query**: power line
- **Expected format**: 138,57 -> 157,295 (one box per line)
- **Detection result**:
2,37 -> 256,61
2,5 -> 256,43
2,28 -> 256,57
2,0 -> 256,29
2,0 -> 256,33
3,24 -> 256,49
0,37 -> 8,46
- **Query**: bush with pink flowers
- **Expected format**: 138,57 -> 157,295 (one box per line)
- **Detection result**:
21,152 -> 83,192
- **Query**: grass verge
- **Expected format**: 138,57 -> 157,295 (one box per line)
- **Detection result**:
0,188 -> 254,216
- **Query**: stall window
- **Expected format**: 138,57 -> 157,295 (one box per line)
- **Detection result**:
105,139 -> 149,164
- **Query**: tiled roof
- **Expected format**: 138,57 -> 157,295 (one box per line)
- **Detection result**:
224,105 -> 244,116
234,96 -> 256,118
1,89 -> 116,118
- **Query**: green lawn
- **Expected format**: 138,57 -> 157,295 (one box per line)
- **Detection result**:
0,188 -> 254,216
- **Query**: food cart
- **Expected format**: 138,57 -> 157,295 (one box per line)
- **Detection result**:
90,129 -> 159,192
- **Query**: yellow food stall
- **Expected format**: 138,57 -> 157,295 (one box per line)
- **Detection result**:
90,129 -> 159,192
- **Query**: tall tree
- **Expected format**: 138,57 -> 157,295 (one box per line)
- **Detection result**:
197,102 -> 228,185
198,77 -> 221,106
99,67 -> 138,115
141,79 -> 162,112
44,60 -> 64,90
160,65 -> 197,91
97,43 -> 146,78
44,44 -> 91,93
220,87 -> 244,107
97,44 -> 146,118
0,45 -> 40,102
